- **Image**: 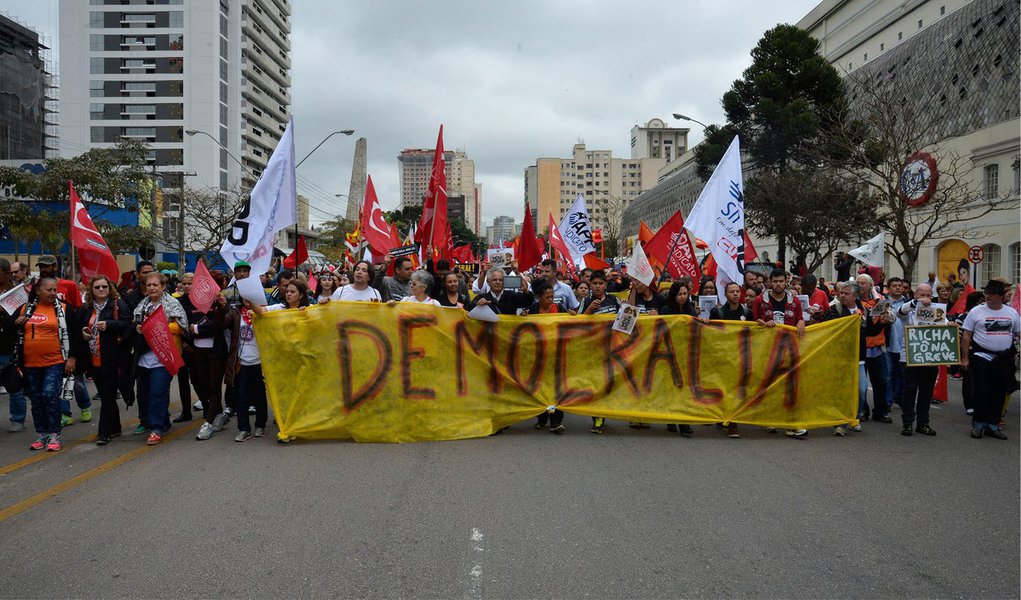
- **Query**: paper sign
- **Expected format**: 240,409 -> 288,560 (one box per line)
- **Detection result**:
916,302 -> 947,324
905,324 -> 960,366
797,294 -> 810,318
467,304 -> 499,322
236,275 -> 268,306
612,303 -> 638,335
389,244 -> 420,258
0,284 -> 28,315
487,248 -> 515,269
698,295 -> 718,320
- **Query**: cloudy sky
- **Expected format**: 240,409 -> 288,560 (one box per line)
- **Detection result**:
6,0 -> 819,226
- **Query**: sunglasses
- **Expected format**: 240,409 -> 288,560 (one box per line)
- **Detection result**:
93,285 -> 109,289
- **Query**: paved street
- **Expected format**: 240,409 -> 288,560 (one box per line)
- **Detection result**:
0,379 -> 1018,599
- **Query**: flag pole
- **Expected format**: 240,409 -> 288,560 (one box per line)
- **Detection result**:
657,231 -> 683,285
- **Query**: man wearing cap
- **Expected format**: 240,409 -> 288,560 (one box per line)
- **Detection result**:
961,280 -> 1021,439
35,255 -> 82,310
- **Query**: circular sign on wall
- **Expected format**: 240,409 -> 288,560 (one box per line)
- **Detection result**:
968,245 -> 984,264
898,151 -> 939,207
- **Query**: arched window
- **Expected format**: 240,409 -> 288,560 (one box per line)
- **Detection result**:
981,243 -> 1001,283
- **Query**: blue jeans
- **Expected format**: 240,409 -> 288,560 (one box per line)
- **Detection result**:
886,351 -> 905,408
138,366 -> 172,435
61,372 -> 92,416
0,353 -> 26,424
857,362 -> 868,418
24,364 -> 64,435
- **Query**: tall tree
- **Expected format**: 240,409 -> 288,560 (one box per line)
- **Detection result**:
694,24 -> 847,264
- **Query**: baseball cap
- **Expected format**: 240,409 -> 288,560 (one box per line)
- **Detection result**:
36,254 -> 57,266
234,260 -> 251,269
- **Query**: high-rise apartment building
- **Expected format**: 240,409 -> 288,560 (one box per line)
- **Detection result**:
58,0 -> 291,265
524,142 -> 665,232
0,15 -> 57,159
630,117 -> 689,162
398,147 -> 480,232
486,215 -> 516,245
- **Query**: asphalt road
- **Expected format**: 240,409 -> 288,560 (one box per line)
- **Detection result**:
0,379 -> 1017,599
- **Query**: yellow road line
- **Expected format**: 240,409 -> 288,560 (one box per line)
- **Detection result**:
0,433 -> 99,476
0,419 -> 201,523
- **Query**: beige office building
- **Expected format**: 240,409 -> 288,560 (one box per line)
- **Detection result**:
524,142 -> 664,234
398,148 -> 480,233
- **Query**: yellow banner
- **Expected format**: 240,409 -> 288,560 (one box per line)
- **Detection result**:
254,303 -> 860,443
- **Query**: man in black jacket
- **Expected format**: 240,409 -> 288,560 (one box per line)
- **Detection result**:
466,267 -> 532,315
123,261 -> 156,310
710,282 -> 754,322
0,259 -> 27,432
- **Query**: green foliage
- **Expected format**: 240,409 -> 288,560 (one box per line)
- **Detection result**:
156,261 -> 177,271
0,139 -> 152,218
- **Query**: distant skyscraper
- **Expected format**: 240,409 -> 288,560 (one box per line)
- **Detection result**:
630,117 -> 689,162
398,147 -> 478,231
0,15 -> 56,159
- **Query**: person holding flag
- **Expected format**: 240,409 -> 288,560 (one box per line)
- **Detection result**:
132,271 -> 188,445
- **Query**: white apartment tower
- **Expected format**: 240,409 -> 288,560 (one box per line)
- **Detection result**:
58,0 -> 291,255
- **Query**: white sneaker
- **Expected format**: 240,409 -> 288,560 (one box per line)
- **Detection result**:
192,400 -> 203,411
785,429 -> 808,439
8,421 -> 25,433
833,425 -> 847,436
0,385 -> 8,394
253,427 -> 266,438
211,413 -> 229,432
234,430 -> 252,442
849,423 -> 862,432
196,422 -> 214,440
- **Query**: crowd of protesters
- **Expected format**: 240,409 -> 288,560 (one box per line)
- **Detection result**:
1,248 -> 1018,451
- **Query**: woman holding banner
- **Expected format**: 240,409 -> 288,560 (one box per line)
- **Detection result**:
79,275 -> 132,445
437,272 -> 469,309
397,271 -> 441,307
315,272 -> 341,304
660,280 -> 697,437
132,271 -> 188,446
329,261 -> 382,302
13,277 -> 84,452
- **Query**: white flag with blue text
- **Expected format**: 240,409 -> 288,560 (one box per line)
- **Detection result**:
684,136 -> 746,292
558,194 -> 596,268
219,118 -> 297,276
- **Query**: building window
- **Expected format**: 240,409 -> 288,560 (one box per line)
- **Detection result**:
90,127 -> 105,142
981,244 -> 1001,281
89,11 -> 103,28
170,34 -> 184,50
1011,242 -> 1020,283
90,57 -> 104,74
880,43 -> 885,51
169,11 -> 184,28
89,103 -> 104,119
984,164 -> 999,198
898,32 -> 903,40
918,19 -> 923,28
864,53 -> 868,61
90,80 -> 105,97
1012,159 -> 1019,194
169,57 -> 184,73
90,34 -> 103,51
940,5 -> 945,15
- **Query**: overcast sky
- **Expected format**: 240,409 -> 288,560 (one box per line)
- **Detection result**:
4,0 -> 818,226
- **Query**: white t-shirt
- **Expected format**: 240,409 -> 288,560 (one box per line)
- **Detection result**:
401,295 -> 441,306
963,303 -> 1020,360
331,285 -> 382,302
236,304 -> 283,366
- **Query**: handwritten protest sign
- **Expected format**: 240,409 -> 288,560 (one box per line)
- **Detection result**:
905,324 -> 960,366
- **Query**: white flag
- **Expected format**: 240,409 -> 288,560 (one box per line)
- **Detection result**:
848,232 -> 884,267
684,136 -> 746,294
625,240 -> 655,287
219,118 -> 297,276
558,194 -> 596,268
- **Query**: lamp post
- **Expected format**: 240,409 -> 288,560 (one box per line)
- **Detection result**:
177,171 -> 197,270
184,129 -> 253,176
671,113 -> 709,129
295,130 -> 355,168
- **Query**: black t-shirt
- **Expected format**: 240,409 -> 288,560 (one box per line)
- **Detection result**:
633,293 -> 666,315
769,295 -> 787,325
582,293 -> 622,315
710,303 -> 753,321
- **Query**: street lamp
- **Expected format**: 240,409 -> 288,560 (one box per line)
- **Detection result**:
295,129 -> 355,168
184,129 -> 254,176
672,113 -> 709,128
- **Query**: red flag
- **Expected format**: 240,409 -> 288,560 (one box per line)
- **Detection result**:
933,365 -> 948,402
592,228 -> 604,244
645,210 -> 700,290
1012,283 -> 1021,314
950,284 -> 974,314
69,181 -> 119,281
415,125 -> 448,259
583,253 -> 611,270
548,214 -> 574,265
517,202 -> 541,272
283,235 -> 308,269
743,231 -> 759,263
308,275 -> 318,294
189,260 -> 219,314
360,176 -> 397,256
140,304 -> 186,375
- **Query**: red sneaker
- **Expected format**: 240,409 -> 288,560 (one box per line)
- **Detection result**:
29,434 -> 48,451
145,432 -> 162,446
46,434 -> 62,452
